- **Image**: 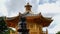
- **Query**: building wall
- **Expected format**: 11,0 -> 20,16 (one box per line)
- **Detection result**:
27,23 -> 44,34
10,23 -> 47,34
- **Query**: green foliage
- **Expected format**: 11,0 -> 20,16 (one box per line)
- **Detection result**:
0,17 -> 16,34
56,31 -> 60,34
0,17 -> 8,31
0,17 -> 9,34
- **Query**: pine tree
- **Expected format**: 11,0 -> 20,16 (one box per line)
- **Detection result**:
0,17 -> 9,34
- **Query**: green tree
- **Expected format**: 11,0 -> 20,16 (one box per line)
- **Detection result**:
0,17 -> 9,34
56,31 -> 60,34
0,17 -> 15,34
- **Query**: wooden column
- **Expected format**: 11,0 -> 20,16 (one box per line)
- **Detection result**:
46,29 -> 48,34
39,25 -> 43,34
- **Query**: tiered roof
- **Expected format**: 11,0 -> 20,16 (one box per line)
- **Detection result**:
4,3 -> 53,28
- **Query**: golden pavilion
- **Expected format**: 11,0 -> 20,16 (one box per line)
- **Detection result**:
5,3 -> 53,34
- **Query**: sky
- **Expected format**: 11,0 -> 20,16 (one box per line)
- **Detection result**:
0,0 -> 60,34
38,0 -> 60,34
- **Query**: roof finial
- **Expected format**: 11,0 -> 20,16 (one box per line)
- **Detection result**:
27,2 -> 29,4
25,2 -> 32,12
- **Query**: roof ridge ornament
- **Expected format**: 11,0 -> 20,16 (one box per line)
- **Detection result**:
25,2 -> 32,12
27,2 -> 29,5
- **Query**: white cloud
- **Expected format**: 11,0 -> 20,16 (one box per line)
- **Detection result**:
0,0 -> 39,16
39,0 -> 57,4
0,0 -> 8,16
38,0 -> 60,34
48,24 -> 60,34
38,3 -> 60,14
5,0 -> 26,17
5,0 -> 39,16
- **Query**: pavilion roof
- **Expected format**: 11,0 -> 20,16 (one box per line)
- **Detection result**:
4,13 -> 53,27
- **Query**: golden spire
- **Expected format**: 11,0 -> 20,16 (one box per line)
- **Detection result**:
25,2 -> 32,12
